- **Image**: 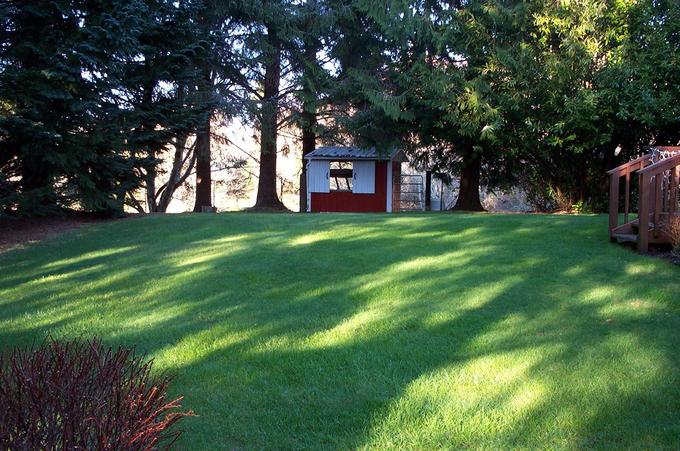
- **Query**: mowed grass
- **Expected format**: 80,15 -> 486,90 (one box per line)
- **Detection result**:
1,213 -> 679,449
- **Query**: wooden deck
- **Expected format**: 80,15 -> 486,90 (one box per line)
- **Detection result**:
608,146 -> 680,252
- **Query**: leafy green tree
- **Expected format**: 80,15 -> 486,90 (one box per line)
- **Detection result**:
605,0 -> 680,148
512,0 -> 680,211
512,0 -> 622,210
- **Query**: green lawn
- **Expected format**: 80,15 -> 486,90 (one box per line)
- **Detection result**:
1,213 -> 679,449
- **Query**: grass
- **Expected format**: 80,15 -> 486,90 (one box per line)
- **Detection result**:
1,212 -> 679,449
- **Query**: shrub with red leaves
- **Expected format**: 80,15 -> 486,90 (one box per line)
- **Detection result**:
0,338 -> 193,450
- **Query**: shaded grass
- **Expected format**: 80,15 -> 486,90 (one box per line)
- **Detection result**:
0,213 -> 679,449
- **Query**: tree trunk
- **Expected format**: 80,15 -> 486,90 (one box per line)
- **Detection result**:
298,1 -> 320,213
193,117 -> 212,212
254,28 -> 285,210
453,146 -> 484,211
146,170 -> 157,212
299,102 -> 317,213
193,70 -> 213,212
157,134 -> 191,212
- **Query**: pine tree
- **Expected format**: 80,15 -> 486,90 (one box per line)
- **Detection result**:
114,0 -> 216,213
343,0 -> 530,211
0,1 -> 145,215
222,0 -> 299,210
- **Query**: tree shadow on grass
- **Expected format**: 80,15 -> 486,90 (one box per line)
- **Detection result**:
0,213 -> 679,448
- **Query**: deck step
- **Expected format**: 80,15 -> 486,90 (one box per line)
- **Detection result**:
631,221 -> 656,233
612,233 -> 638,244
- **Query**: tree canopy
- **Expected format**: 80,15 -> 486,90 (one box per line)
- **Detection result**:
1,0 -> 678,216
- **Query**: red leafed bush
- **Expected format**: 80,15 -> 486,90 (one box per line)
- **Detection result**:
0,338 -> 193,450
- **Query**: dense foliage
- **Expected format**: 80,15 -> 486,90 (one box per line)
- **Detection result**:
0,0 -> 212,216
1,0 -> 678,215
348,0 -> 680,211
517,0 -> 680,210
0,338 -> 191,450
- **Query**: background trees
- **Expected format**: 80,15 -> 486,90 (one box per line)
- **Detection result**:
0,1 -> 146,216
1,0 -> 679,216
0,0 -> 214,216
346,0 -> 534,211
506,0 -> 680,211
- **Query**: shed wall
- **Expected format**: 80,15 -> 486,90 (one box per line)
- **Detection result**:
311,161 -> 388,212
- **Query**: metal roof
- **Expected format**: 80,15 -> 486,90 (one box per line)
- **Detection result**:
305,146 -> 406,161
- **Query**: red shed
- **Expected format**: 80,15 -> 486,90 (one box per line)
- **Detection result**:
305,146 -> 408,213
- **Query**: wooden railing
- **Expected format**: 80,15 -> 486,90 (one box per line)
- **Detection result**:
637,154 -> 680,251
608,148 -> 680,252
608,154 -> 652,233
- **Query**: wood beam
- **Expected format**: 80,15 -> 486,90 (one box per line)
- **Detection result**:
639,172 -> 650,252
624,169 -> 631,224
654,174 -> 662,237
609,173 -> 619,235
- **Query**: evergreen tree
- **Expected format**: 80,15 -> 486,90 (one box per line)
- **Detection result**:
223,0 -> 299,210
346,0 -> 531,210
112,0 -> 214,213
0,1 -> 145,215
0,0 -> 214,216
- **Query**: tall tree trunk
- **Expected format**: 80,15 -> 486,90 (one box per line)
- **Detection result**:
254,28 -> 285,210
193,117 -> 212,212
146,170 -> 157,212
453,145 -> 484,211
157,134 -> 192,212
299,110 -> 316,212
194,71 -> 213,212
298,0 -> 319,213
425,170 -> 432,211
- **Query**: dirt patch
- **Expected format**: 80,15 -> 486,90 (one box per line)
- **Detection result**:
242,205 -> 293,213
658,252 -> 680,266
647,246 -> 680,267
0,214 -> 117,254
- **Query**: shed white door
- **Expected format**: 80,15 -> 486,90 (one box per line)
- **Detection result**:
352,161 -> 375,194
307,160 -> 330,193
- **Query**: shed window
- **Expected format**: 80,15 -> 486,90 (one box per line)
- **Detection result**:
330,161 -> 353,191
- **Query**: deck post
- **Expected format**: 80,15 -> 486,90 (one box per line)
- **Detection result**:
624,169 -> 631,224
654,174 -> 662,237
639,172 -> 650,252
609,172 -> 619,236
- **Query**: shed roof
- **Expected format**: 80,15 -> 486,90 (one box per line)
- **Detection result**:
305,146 -> 407,161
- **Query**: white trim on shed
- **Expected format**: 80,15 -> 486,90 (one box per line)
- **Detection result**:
386,161 -> 393,212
